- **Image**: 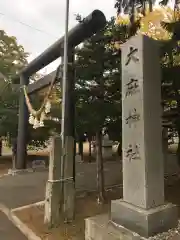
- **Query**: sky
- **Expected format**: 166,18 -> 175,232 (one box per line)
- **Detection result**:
0,0 -> 116,74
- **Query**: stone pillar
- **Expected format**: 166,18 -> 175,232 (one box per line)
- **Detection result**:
44,136 -> 62,227
102,135 -> 113,160
110,35 -> 178,237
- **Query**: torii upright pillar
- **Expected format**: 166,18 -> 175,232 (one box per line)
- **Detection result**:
16,73 -> 29,169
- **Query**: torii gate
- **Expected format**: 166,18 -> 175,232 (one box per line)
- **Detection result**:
16,10 -> 106,169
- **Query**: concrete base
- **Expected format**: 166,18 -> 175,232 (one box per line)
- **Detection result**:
111,199 -> 178,238
7,167 -> 47,176
85,214 -> 143,240
8,168 -> 34,176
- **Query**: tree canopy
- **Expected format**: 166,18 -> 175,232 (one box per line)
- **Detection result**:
1,3 -> 180,154
116,5 -> 180,162
74,17 -> 126,140
0,30 -> 28,80
0,30 -> 28,141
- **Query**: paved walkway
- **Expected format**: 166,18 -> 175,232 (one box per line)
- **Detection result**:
0,161 -> 122,209
0,211 -> 27,240
0,161 -> 121,239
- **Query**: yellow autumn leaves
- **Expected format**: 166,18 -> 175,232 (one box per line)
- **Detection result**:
116,6 -> 180,42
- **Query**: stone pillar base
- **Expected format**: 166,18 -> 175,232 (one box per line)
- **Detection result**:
8,168 -> 34,176
85,214 -> 142,240
111,199 -> 178,238
63,179 -> 75,222
102,146 -> 113,159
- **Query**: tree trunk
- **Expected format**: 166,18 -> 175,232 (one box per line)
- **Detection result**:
162,128 -> 168,153
88,136 -> 92,163
117,142 -> 122,157
96,130 -> 105,204
148,0 -> 153,12
78,140 -> 83,162
0,138 -> 2,156
177,129 -> 180,167
73,139 -> 76,182
12,138 -> 17,169
142,2 -> 146,16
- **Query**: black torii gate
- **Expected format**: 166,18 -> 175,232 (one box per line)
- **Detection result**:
16,10 -> 106,169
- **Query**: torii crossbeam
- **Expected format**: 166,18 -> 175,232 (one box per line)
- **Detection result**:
16,10 -> 106,169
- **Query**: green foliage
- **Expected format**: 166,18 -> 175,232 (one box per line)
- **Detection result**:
0,30 -> 28,80
0,30 -> 26,143
75,17 -> 126,140
0,29 -> 62,146
161,42 -> 180,128
0,84 -> 19,140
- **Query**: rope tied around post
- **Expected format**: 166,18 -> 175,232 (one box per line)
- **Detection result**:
48,177 -> 73,183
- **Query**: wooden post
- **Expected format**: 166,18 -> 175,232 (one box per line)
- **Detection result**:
16,74 -> 29,169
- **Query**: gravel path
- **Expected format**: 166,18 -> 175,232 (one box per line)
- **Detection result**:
148,222 -> 180,240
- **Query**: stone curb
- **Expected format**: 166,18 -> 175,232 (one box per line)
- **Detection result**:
0,177 -> 178,240
0,185 -> 123,240
7,167 -> 48,176
12,201 -> 45,212
0,203 -> 41,240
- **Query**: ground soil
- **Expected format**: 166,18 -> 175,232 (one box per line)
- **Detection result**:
2,143 -> 179,239
13,178 -> 180,240
0,157 -> 12,175
14,188 -> 122,240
